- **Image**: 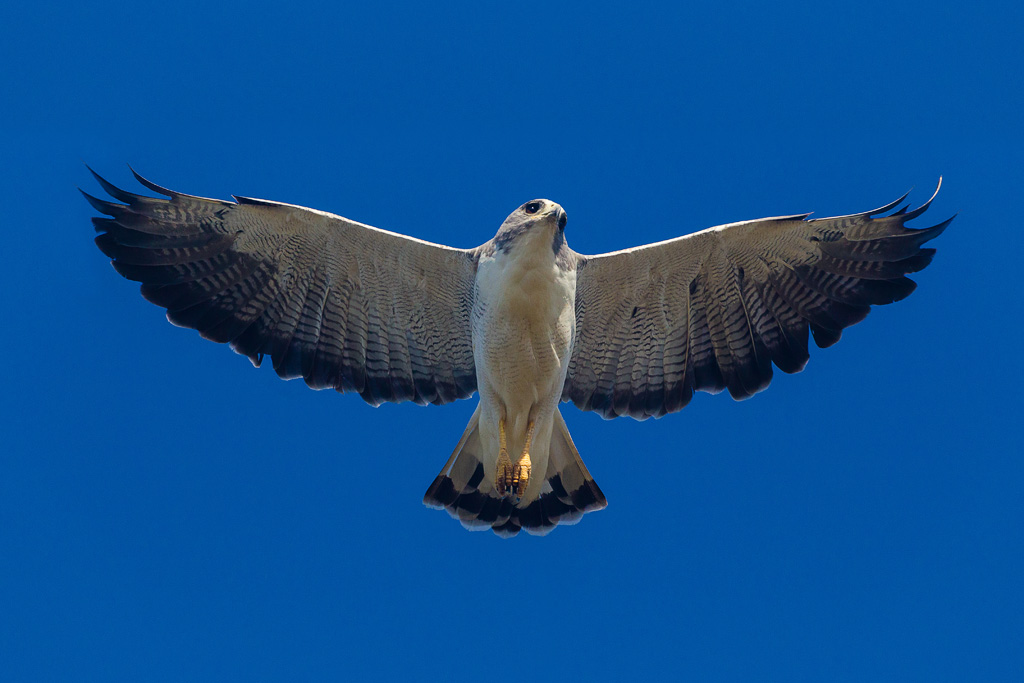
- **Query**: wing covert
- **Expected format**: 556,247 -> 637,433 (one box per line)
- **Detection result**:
86,168 -> 478,406
563,183 -> 952,419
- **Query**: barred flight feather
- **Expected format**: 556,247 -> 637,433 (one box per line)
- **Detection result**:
87,168 -> 479,407
563,181 -> 951,419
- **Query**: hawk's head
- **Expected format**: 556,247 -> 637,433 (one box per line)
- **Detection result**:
492,199 -> 568,255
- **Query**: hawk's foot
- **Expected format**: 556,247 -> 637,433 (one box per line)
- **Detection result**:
511,453 -> 531,500
495,449 -> 514,496
494,418 -> 533,501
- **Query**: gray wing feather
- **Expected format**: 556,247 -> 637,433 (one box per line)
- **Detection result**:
86,169 -> 478,406
564,182 -> 952,419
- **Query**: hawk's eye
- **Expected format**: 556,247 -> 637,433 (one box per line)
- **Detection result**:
524,202 -> 541,215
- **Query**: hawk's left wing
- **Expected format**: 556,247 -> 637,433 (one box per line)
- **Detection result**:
563,183 -> 952,419
85,169 -> 479,406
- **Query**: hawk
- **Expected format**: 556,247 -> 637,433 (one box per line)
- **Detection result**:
84,169 -> 951,537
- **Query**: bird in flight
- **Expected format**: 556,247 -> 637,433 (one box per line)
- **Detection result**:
84,169 -> 951,537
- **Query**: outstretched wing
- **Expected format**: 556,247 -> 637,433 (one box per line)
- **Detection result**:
563,183 -> 952,419
86,169 -> 479,406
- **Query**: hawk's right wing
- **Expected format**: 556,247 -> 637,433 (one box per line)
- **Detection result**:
85,169 -> 479,406
564,183 -> 952,419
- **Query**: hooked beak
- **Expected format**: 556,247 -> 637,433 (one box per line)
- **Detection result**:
554,207 -> 567,230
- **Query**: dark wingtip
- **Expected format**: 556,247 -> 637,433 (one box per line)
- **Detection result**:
808,187 -> 913,223
929,213 -> 955,237
127,164 -> 176,197
868,188 -> 914,217
94,232 -> 118,258
87,166 -> 147,204
910,213 -> 955,246
906,247 -> 937,273
902,177 -> 943,221
80,188 -> 124,215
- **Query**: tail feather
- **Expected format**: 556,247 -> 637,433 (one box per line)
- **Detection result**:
423,406 -> 606,537
422,405 -> 482,508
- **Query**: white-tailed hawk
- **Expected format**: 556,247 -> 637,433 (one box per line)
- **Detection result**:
84,169 -> 951,537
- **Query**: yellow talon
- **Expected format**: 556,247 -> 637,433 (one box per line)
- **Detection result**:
494,419 -> 537,500
495,418 -> 535,499
511,420 -> 536,499
495,418 -> 512,496
512,453 -> 531,498
496,452 -> 513,496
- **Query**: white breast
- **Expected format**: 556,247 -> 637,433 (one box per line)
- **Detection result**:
472,234 -> 576,424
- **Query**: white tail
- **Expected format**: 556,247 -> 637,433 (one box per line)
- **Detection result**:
423,405 -> 607,537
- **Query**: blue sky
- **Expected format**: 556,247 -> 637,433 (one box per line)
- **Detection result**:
2,1 -> 1022,680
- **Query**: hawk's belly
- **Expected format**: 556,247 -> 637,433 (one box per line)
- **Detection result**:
472,246 -> 576,437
